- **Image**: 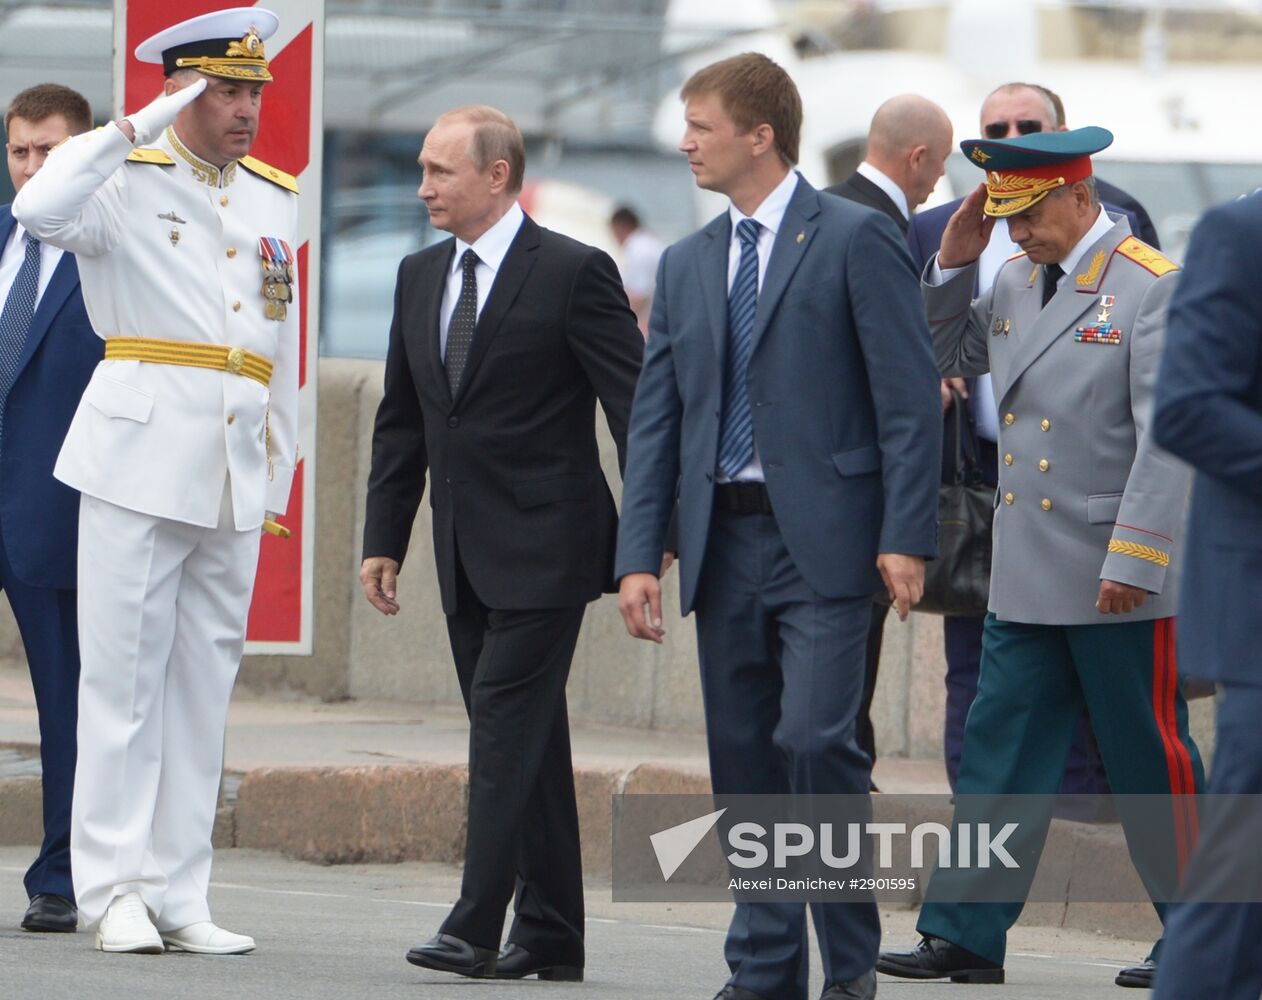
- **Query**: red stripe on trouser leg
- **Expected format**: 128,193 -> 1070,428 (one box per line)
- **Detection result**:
1152,618 -> 1199,878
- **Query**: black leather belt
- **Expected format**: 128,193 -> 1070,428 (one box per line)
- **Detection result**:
714,481 -> 773,515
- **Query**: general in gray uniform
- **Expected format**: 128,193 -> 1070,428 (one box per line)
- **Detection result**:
879,127 -> 1203,991
13,6 -> 299,956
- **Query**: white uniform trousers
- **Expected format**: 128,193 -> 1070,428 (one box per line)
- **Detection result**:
71,481 -> 259,929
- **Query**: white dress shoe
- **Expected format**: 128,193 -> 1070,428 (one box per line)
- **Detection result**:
96,892 -> 164,954
160,921 -> 255,955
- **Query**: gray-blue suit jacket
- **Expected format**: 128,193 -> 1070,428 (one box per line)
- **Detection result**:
1153,191 -> 1262,685
615,175 -> 941,614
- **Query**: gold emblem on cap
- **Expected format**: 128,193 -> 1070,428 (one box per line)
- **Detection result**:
227,347 -> 246,373
970,147 -> 992,164
174,27 -> 272,82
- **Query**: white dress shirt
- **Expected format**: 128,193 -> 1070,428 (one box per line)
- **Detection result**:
856,161 -> 910,221
440,201 -> 525,360
720,169 -> 800,483
0,220 -> 65,309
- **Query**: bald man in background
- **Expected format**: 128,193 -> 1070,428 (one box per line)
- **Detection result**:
824,94 -> 952,780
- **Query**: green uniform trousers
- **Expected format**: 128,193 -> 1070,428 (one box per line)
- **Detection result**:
917,613 -> 1204,964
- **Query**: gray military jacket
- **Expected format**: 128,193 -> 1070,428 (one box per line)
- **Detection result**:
925,213 -> 1189,626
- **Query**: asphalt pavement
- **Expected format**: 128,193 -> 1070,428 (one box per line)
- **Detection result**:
0,847 -> 1153,1000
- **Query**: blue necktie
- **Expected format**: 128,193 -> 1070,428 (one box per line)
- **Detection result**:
0,233 -> 41,446
717,218 -> 760,478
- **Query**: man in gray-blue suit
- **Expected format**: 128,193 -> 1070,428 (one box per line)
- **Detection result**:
616,53 -> 941,1000
1150,191 -> 1262,1000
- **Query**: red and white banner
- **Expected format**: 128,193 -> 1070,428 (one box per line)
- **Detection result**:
114,1 -> 323,653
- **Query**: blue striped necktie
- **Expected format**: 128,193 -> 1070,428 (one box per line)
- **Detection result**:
717,218 -> 761,478
0,233 -> 41,448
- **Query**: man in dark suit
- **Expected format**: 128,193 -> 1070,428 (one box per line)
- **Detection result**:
617,54 -> 941,1000
906,80 -> 1151,800
825,93 -> 952,778
360,105 -> 643,981
1,83 -> 101,934
1151,191 -> 1262,1000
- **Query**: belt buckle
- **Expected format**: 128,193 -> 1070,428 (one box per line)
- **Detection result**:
226,347 -> 246,374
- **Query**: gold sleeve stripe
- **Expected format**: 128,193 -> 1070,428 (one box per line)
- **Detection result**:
1116,236 -> 1178,277
1108,539 -> 1170,568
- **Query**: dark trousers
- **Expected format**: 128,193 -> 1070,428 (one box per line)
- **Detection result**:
920,615 -> 1204,964
0,528 -> 79,903
439,556 -> 586,965
1154,681 -> 1262,1000
694,509 -> 879,1000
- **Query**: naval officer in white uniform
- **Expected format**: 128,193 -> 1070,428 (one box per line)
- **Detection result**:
14,7 -> 299,954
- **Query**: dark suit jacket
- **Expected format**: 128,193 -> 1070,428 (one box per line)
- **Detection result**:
364,213 -> 644,614
0,205 -> 101,590
615,175 -> 941,613
824,171 -> 908,234
1153,192 -> 1262,684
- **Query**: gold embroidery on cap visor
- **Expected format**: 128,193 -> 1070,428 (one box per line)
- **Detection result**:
174,27 -> 272,81
983,170 -> 1067,218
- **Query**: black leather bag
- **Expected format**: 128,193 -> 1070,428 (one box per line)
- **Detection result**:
917,391 -> 994,616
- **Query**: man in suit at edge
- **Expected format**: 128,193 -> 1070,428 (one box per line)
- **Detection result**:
906,80 -> 1151,797
878,127 -> 1202,990
1,83 -> 101,934
360,105 -> 643,982
1150,192 -> 1262,1000
617,54 -> 942,1000
825,93 -> 952,783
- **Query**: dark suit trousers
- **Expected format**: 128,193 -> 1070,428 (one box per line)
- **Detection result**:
0,527 -> 79,902
439,555 -> 586,964
1154,681 -> 1262,1000
694,509 -> 880,1000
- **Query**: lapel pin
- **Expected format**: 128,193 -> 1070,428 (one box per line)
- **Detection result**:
796,231 -> 805,244
158,211 -> 187,224
168,229 -> 180,247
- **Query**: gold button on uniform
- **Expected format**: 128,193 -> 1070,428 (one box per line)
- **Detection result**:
227,414 -> 236,425
220,195 -> 229,207
1004,413 -> 1015,426
1038,459 -> 1050,472
1004,492 -> 1015,505
1004,453 -> 1013,466
1041,418 -> 1051,431
1041,498 -> 1053,511
232,301 -> 241,312
226,247 -> 237,258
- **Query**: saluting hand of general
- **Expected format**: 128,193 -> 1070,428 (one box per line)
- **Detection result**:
360,556 -> 401,616
938,183 -> 995,270
118,76 -> 207,145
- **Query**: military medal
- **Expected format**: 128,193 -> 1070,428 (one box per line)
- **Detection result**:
1075,296 -> 1122,345
257,236 -> 294,320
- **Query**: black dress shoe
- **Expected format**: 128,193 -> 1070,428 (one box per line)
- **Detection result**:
877,935 -> 1004,984
405,933 -> 497,978
494,943 -> 583,981
1115,958 -> 1155,988
713,987 -> 770,1000
22,894 -> 77,933
821,969 -> 876,999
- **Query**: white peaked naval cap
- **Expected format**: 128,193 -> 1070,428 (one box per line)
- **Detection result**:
134,7 -> 281,82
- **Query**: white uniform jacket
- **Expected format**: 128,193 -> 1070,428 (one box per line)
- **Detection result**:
13,125 -> 299,530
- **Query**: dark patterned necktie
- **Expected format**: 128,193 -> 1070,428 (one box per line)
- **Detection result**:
1041,263 -> 1064,309
717,218 -> 761,478
445,249 -> 479,394
0,233 -> 41,448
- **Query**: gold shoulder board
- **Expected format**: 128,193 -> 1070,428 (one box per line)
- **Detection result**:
1116,236 -> 1178,277
126,147 -> 175,165
240,155 -> 299,194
